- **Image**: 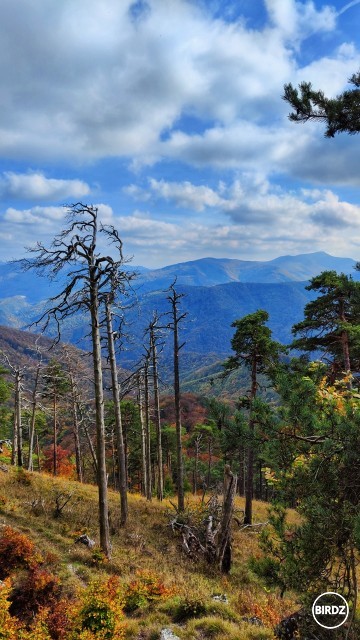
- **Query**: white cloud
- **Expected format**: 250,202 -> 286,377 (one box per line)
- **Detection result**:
0,0 -> 345,167
4,206 -> 65,225
265,0 -> 336,44
0,172 -> 90,201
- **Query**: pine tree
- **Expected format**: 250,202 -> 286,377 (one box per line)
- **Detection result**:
283,71 -> 360,137
292,271 -> 360,376
224,310 -> 283,525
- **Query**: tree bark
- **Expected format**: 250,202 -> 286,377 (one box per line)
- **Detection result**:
90,269 -> 111,557
150,327 -> 163,501
28,361 -> 41,472
137,372 -> 147,497
105,299 -> 128,527
15,369 -> 23,467
144,356 -> 152,501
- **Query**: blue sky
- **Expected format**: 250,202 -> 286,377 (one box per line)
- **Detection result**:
0,0 -> 360,267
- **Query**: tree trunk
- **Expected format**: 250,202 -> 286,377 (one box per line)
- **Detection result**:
105,299 -> 128,527
244,355 -> 257,526
168,286 -> 186,511
15,369 -> 23,467
150,328 -> 163,501
36,433 -> 41,472
144,357 -> 152,501
28,362 -> 41,472
137,373 -> 147,497
216,466 -> 237,573
53,392 -> 57,476
90,271 -> 111,558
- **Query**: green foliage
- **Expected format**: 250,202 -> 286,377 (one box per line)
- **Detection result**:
224,309 -> 285,378
283,71 -> 360,137
263,365 -> 360,619
292,271 -> 360,371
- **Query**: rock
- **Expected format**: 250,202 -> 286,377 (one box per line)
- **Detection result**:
211,593 -> 229,604
159,629 -> 181,640
74,534 -> 95,549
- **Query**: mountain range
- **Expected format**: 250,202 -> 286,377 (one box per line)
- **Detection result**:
0,251 -> 357,383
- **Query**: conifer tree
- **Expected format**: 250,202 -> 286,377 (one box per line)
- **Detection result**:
283,71 -> 360,137
224,310 -> 283,525
292,271 -> 360,376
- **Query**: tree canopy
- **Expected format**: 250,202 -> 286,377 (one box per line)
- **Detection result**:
283,71 -> 360,137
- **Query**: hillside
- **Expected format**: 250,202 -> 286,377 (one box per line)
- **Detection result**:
0,465 -> 296,639
0,251 -> 353,382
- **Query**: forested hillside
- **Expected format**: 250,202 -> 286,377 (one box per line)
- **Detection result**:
0,204 -> 360,640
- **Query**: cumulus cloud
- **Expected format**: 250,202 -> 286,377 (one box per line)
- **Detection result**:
265,0 -> 336,44
4,206 -> 66,225
0,172 -> 90,201
0,0 -> 347,169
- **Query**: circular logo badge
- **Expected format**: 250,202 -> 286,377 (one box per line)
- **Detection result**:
312,592 -> 349,629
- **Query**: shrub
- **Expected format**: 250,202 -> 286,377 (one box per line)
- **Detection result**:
75,578 -> 125,639
10,566 -> 61,623
172,595 -> 207,622
123,570 -> 174,614
0,525 -> 38,579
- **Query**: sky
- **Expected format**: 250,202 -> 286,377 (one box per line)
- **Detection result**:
0,0 -> 360,268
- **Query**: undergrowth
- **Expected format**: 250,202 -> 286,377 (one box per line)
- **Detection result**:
0,467 -> 296,638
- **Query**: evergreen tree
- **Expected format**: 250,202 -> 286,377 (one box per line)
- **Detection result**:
259,362 -> 360,638
224,310 -> 283,525
283,71 -> 360,137
292,271 -> 360,376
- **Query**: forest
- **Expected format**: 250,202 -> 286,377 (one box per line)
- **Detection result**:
0,202 -> 359,640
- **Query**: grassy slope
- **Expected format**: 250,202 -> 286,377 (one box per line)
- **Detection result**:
0,465 -> 297,640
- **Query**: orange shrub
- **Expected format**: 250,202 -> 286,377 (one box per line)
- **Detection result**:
0,525 -> 38,579
123,570 -> 175,613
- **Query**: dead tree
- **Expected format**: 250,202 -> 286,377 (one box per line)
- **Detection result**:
216,465 -> 237,573
105,296 -> 128,527
0,352 -> 25,467
169,465 -> 237,574
147,314 -> 164,501
27,342 -> 43,472
143,351 -> 152,501
137,370 -> 147,497
19,203 -> 131,558
166,282 -> 187,512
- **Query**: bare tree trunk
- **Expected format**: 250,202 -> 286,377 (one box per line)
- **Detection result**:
53,392 -> 57,476
105,299 -> 128,527
144,357 -> 152,501
28,361 -> 41,472
15,369 -> 23,467
167,284 -> 186,511
216,465 -> 237,573
11,408 -> 17,466
137,372 -> 147,497
90,273 -> 111,557
36,434 -> 41,472
150,327 -> 163,501
84,423 -> 98,477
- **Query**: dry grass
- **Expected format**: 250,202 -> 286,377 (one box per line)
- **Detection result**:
0,467 -> 297,638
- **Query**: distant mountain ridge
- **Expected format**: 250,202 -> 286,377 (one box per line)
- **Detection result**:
0,251 -> 357,303
135,251 -> 359,291
0,251 -> 356,380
